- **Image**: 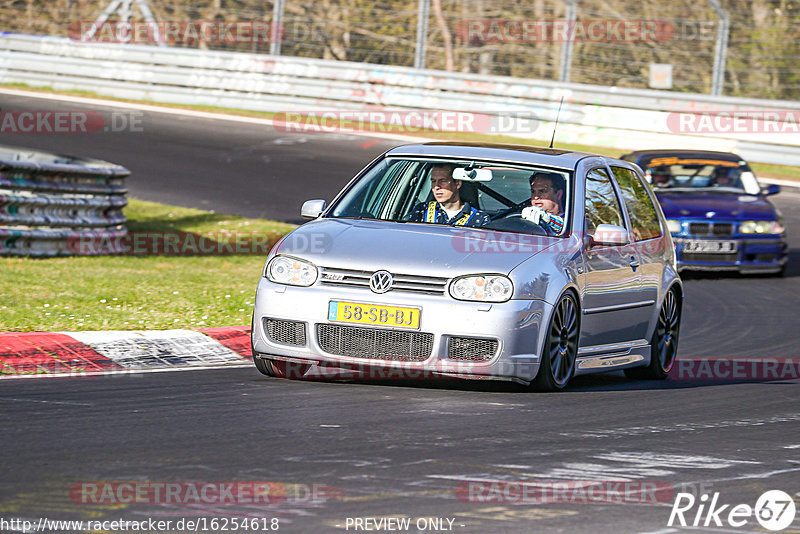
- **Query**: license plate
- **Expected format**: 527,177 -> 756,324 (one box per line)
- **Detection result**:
328,301 -> 420,329
683,240 -> 738,253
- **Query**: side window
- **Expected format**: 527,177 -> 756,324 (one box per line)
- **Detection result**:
611,166 -> 662,241
585,168 -> 624,235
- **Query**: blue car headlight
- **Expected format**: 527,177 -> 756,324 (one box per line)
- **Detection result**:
450,275 -> 513,302
665,219 -> 682,234
266,255 -> 318,286
739,220 -> 784,234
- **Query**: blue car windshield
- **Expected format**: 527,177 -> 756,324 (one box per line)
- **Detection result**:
643,157 -> 761,194
328,157 -> 572,236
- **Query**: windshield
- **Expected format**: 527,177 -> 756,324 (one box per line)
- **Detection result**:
642,157 -> 760,194
328,157 -> 572,236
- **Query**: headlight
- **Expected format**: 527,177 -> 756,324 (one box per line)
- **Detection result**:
739,220 -> 783,234
666,219 -> 682,234
265,255 -> 318,286
449,275 -> 513,302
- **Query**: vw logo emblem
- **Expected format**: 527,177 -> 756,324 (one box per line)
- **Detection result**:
369,270 -> 393,294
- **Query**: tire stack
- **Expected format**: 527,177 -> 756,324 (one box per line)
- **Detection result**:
0,145 -> 129,257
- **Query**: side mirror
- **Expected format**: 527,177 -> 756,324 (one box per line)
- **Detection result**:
762,184 -> 780,196
590,224 -> 629,247
301,199 -> 326,219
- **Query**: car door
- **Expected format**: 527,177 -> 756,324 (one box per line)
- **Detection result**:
578,167 -> 647,349
609,165 -> 663,334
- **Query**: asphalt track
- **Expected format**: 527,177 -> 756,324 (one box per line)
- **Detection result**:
0,91 -> 398,222
1,92 -> 799,533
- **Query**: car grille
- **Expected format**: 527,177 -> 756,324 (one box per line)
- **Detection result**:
319,267 -> 448,295
713,223 -> 734,236
317,323 -> 433,361
681,252 -> 739,263
687,222 -> 733,236
688,222 -> 710,235
447,337 -> 499,361
263,318 -> 306,346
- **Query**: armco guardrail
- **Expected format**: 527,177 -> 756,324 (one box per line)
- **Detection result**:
0,145 -> 129,257
1,34 -> 799,166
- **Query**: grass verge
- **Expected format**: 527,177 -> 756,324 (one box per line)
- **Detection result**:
0,199 -> 295,332
3,82 -> 799,182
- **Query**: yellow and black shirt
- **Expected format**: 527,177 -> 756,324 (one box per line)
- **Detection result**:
408,201 -> 490,227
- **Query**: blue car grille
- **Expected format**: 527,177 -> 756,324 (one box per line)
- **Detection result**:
713,223 -> 734,235
687,222 -> 734,236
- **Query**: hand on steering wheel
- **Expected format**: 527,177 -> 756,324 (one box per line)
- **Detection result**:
521,205 -> 551,225
489,202 -> 556,235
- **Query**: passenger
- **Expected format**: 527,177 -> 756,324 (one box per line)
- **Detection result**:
408,163 -> 490,227
521,171 -> 566,233
711,166 -> 737,187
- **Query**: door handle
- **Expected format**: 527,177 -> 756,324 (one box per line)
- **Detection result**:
629,257 -> 640,270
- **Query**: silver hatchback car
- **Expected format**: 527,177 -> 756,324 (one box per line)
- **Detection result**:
251,143 -> 682,391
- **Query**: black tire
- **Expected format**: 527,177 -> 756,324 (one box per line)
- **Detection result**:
250,313 -> 309,379
255,358 -> 310,379
625,288 -> 681,380
250,313 -> 273,376
253,355 -> 278,376
531,293 -> 580,392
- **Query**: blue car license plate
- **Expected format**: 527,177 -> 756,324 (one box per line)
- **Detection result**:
684,240 -> 737,253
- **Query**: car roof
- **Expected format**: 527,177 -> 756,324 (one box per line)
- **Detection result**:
385,142 -> 603,170
622,149 -> 745,165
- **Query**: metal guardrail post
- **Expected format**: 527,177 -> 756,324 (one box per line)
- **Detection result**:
559,0 -> 577,83
270,0 -> 285,56
414,0 -> 430,69
706,0 -> 730,96
0,146 -> 130,257
83,0 -> 165,46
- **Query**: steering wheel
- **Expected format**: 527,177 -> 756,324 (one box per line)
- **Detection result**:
488,201 -> 555,236
490,200 -> 530,221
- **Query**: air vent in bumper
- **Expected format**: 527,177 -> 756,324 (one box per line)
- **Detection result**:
447,337 -> 499,361
317,323 -> 433,361
263,318 -> 307,346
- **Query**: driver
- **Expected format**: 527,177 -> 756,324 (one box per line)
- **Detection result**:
408,163 -> 490,227
521,171 -> 566,233
650,167 -> 672,187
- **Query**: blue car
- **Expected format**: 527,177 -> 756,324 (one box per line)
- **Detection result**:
621,150 -> 787,275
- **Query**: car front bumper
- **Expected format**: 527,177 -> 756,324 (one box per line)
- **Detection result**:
251,277 -> 551,384
673,236 -> 787,273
